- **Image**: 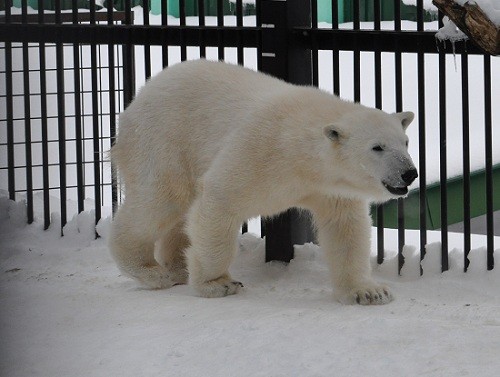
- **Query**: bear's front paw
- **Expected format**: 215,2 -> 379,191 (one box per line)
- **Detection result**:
194,275 -> 244,298
335,283 -> 393,305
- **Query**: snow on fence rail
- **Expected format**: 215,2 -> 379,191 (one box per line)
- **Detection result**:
0,0 -> 498,272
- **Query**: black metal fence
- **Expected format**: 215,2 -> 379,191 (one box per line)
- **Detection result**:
0,0 -> 497,272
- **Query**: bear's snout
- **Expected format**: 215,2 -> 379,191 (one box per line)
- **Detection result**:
401,168 -> 418,185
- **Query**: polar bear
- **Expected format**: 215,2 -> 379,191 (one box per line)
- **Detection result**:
109,59 -> 417,305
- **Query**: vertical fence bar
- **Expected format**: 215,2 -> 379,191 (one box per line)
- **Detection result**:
198,0 -> 206,58
374,0 -> 383,259
98,45 -> 109,210
353,0 -> 360,102
461,52 -> 471,271
417,58 -> 427,269
5,1 -> 15,202
373,2 -> 381,103
180,0 -> 187,61
331,0 -> 340,96
123,1 -> 135,106
353,0 -> 360,30
236,0 -> 244,65
73,0 -> 85,215
90,1 -> 102,230
38,1 -> 50,229
142,0 -> 152,79
79,43 -> 88,210
438,12 -> 448,272
374,0 -> 384,264
217,0 -> 225,60
373,0 -> 381,39
21,1 -> 34,224
484,55 -> 494,270
417,0 -> 427,269
256,0 -> 262,72
311,0 -> 318,86
108,1 -> 119,214
161,0 -> 169,67
55,0 -> 67,233
394,0 -> 405,274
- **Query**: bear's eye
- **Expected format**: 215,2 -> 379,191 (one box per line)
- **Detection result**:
405,140 -> 409,147
372,145 -> 384,152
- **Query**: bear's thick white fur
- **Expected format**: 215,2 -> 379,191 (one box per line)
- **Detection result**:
109,59 -> 417,305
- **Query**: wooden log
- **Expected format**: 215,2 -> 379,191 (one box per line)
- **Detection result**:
433,0 -> 500,55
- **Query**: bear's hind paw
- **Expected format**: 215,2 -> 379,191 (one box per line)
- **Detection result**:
123,265 -> 177,290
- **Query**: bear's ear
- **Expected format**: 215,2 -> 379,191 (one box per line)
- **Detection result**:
323,125 -> 342,142
393,111 -> 414,131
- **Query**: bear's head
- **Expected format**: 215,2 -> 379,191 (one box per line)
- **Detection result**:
322,109 -> 417,202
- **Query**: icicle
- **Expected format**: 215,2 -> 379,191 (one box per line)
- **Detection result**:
452,40 -> 457,72
435,16 -> 467,72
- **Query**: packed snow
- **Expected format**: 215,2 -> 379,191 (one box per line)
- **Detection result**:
402,0 -> 437,11
1,193 -> 500,377
435,16 -> 469,42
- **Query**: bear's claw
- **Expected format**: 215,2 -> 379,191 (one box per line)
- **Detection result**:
355,287 -> 393,305
338,283 -> 394,305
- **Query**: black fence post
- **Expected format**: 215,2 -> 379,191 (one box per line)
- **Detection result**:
123,3 -> 135,108
259,0 -> 315,263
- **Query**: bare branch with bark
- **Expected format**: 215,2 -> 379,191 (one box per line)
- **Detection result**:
433,0 -> 500,55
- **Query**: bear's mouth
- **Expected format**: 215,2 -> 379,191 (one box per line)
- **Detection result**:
383,182 -> 408,196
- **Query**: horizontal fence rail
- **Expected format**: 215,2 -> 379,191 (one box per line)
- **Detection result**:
0,0 -> 496,273
293,28 -> 485,54
0,23 -> 261,47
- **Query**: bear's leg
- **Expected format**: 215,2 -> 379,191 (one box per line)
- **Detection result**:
185,197 -> 243,298
109,204 -> 178,289
309,196 -> 393,305
155,221 -> 189,285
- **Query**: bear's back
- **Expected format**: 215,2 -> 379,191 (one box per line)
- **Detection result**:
117,61 -> 294,169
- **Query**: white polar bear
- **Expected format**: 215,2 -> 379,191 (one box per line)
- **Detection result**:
109,59 -> 417,305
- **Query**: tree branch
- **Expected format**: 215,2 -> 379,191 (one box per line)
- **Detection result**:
433,0 -> 500,55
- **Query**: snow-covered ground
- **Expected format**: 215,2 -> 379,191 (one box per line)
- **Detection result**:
1,195 -> 500,377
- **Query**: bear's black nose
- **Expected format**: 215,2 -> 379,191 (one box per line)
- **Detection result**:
402,168 -> 418,185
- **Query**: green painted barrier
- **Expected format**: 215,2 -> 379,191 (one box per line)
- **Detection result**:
372,165 -> 500,229
150,0 -> 180,17
8,1 -> 437,23
317,0 -> 344,24
150,0 -> 233,17
338,0 -> 438,23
